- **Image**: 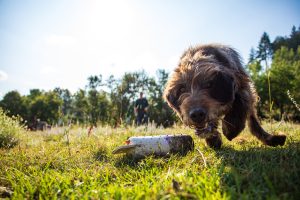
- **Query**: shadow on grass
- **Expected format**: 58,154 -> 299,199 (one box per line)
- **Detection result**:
215,141 -> 300,199
114,154 -> 144,168
93,148 -> 109,162
113,152 -> 189,168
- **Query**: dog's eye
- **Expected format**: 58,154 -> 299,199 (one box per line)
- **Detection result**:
179,87 -> 186,94
202,81 -> 213,89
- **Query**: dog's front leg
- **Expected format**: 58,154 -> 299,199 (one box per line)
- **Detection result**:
195,121 -> 222,149
222,93 -> 248,141
205,129 -> 222,149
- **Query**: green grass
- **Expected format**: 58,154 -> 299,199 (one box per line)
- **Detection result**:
0,122 -> 300,199
0,109 -> 23,149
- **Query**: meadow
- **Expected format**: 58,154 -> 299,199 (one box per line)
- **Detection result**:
0,122 -> 300,199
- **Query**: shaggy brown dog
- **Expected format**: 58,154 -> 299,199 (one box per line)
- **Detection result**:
164,44 -> 286,148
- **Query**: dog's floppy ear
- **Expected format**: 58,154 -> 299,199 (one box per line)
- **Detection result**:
209,72 -> 235,103
164,92 -> 180,113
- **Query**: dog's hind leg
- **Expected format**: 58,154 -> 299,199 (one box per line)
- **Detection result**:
222,93 -> 247,141
248,114 -> 286,146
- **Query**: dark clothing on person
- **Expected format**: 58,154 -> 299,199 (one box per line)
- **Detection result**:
135,98 -> 148,114
135,97 -> 149,125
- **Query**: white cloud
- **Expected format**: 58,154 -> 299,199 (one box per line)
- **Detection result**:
44,34 -> 77,47
0,70 -> 8,81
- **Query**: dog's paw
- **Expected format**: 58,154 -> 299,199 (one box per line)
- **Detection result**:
265,135 -> 286,147
195,129 -> 209,139
205,134 -> 222,149
195,124 -> 215,139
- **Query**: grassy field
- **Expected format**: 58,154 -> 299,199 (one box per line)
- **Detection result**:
1,122 -> 300,199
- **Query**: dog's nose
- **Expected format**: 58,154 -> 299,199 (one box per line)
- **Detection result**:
189,108 -> 206,123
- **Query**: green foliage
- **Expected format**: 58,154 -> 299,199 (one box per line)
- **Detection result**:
0,90 -> 27,120
0,69 -> 177,127
0,123 -> 300,198
103,70 -> 176,126
87,89 -> 110,125
87,74 -> 103,90
54,88 -> 73,118
270,47 -> 298,117
148,69 -> 177,126
29,91 -> 63,124
73,89 -> 89,124
257,32 -> 273,69
273,25 -> 300,53
0,108 -> 23,148
247,25 -> 300,120
1,25 -> 300,124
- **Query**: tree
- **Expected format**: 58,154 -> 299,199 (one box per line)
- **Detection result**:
257,32 -> 273,70
29,91 -> 63,124
269,47 -> 296,119
247,26 -> 300,121
87,89 -> 110,126
147,69 -> 177,126
246,60 -> 268,117
248,47 -> 257,64
87,75 -> 103,90
27,89 -> 42,101
73,89 -> 89,124
0,91 -> 27,120
288,25 -> 300,52
273,25 -> 300,53
85,75 -> 110,125
53,88 -> 73,123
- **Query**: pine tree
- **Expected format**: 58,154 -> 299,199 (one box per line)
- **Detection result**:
257,32 -> 273,70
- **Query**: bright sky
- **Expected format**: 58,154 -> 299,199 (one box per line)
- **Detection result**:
0,0 -> 299,98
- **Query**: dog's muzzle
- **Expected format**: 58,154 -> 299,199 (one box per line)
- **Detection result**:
189,107 -> 207,124
195,122 -> 215,138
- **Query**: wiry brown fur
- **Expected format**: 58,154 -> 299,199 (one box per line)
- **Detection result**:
164,44 -> 286,149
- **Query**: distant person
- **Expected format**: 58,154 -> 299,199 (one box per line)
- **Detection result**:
134,92 -> 149,125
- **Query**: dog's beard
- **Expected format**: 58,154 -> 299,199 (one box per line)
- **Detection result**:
180,103 -> 227,138
182,110 -> 220,138
194,122 -> 216,138
182,116 -> 216,138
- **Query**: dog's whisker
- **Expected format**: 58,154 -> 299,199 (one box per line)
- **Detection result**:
221,118 -> 235,127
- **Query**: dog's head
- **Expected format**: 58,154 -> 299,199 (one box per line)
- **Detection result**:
164,45 -> 238,135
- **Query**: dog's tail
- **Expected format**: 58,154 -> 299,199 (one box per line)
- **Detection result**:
248,115 -> 286,146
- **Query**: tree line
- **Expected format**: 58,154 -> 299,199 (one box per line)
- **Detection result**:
246,25 -> 300,121
1,25 -> 300,127
0,70 -> 177,127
